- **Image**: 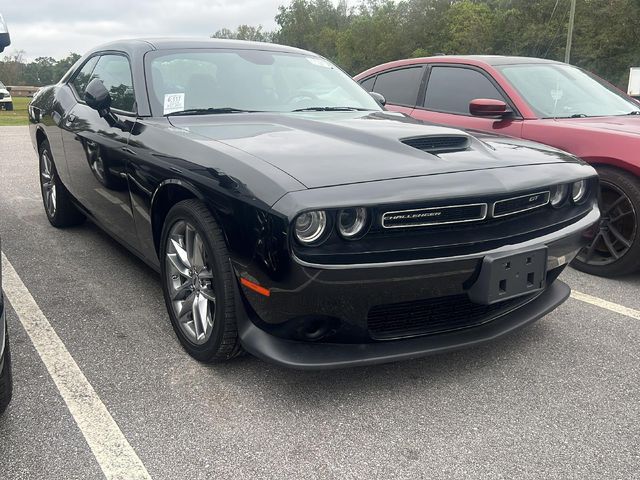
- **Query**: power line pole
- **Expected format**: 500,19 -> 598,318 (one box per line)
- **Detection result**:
565,0 -> 577,63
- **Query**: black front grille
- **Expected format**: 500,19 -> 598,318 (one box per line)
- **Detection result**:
382,203 -> 486,228
368,293 -> 534,340
402,135 -> 470,154
493,191 -> 550,217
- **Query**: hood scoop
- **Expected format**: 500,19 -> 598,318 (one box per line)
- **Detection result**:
402,135 -> 470,154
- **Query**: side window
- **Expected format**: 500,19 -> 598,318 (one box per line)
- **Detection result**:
372,67 -> 423,106
71,56 -> 99,98
423,66 -> 505,115
90,54 -> 136,112
359,76 -> 376,92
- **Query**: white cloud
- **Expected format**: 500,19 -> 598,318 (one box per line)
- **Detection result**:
1,0 -> 289,60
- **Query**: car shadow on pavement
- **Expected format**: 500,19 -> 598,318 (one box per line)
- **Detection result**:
204,320 -> 553,402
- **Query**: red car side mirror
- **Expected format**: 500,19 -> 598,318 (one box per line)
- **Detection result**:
469,98 -> 511,118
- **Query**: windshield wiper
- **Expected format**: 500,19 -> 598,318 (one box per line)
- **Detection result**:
165,107 -> 259,117
291,106 -> 372,112
569,113 -> 588,118
625,110 -> 640,115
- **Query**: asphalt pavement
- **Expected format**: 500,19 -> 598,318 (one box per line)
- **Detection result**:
0,126 -> 639,480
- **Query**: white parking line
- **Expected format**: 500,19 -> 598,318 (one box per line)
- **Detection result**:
571,290 -> 640,320
1,252 -> 152,480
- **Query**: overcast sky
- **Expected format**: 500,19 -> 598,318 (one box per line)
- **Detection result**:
2,0 -> 302,60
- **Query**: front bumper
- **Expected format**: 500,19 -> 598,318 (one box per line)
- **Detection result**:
235,206 -> 598,369
238,279 -> 570,369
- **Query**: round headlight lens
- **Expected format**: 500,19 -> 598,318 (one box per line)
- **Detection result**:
571,180 -> 588,204
294,210 -> 327,245
337,207 -> 368,239
550,184 -> 569,207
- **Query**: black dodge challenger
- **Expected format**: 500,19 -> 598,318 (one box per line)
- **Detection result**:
28,38 -> 599,369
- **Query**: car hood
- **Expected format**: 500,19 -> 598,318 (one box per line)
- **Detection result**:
544,116 -> 640,136
0,88 -> 10,96
168,111 -> 578,189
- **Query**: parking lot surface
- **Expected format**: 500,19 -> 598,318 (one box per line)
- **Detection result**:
0,126 -> 639,480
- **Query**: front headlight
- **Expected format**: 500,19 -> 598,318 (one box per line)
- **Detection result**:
294,210 -> 327,245
550,184 -> 569,207
337,207 -> 368,239
571,180 -> 588,204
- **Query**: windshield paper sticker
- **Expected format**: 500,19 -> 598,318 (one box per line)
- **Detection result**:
164,93 -> 185,115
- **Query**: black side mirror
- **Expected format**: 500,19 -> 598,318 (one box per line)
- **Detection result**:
84,78 -> 112,113
0,14 -> 11,53
84,78 -> 128,130
369,91 -> 386,107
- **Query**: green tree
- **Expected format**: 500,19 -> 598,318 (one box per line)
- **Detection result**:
212,25 -> 274,42
444,1 -> 495,54
274,0 -> 351,59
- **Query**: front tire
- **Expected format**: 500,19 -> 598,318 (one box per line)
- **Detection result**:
0,325 -> 13,416
160,200 -> 242,363
39,140 -> 85,228
572,166 -> 640,276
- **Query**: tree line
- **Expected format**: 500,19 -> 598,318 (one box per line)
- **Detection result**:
2,0 -> 639,89
214,0 -> 640,89
0,51 -> 80,87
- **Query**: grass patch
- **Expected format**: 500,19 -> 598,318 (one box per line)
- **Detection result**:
0,96 -> 30,126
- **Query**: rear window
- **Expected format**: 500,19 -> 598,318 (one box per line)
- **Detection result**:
359,76 -> 376,92
371,67 -> 423,106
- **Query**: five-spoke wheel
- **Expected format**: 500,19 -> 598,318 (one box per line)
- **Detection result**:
160,200 -> 242,362
38,139 -> 85,228
165,221 -> 217,345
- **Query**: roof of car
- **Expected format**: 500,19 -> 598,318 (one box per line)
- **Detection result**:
88,37 -> 316,56
354,55 -> 566,80
431,55 -> 564,66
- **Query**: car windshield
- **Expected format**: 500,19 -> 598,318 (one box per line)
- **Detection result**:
497,63 -> 640,118
146,49 -> 381,116
0,80 -> 5,89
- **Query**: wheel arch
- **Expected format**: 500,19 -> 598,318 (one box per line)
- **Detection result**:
588,159 -> 640,179
35,126 -> 48,152
150,180 -> 233,256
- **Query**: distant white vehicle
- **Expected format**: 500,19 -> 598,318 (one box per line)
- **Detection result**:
629,67 -> 640,99
0,80 -> 13,111
0,13 -> 9,52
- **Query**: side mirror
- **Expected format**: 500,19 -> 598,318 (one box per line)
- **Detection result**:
369,91 -> 386,106
0,14 -> 11,53
84,78 -> 128,130
84,78 -> 112,113
470,98 -> 511,118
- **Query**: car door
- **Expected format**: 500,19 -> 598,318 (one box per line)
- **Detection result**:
60,53 -> 140,249
412,65 -> 523,137
366,66 -> 425,116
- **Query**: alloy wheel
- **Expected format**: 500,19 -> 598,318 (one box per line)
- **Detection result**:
577,180 -> 637,266
165,220 -> 216,345
40,150 -> 57,217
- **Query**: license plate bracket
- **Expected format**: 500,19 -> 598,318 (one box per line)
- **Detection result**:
468,247 -> 548,305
